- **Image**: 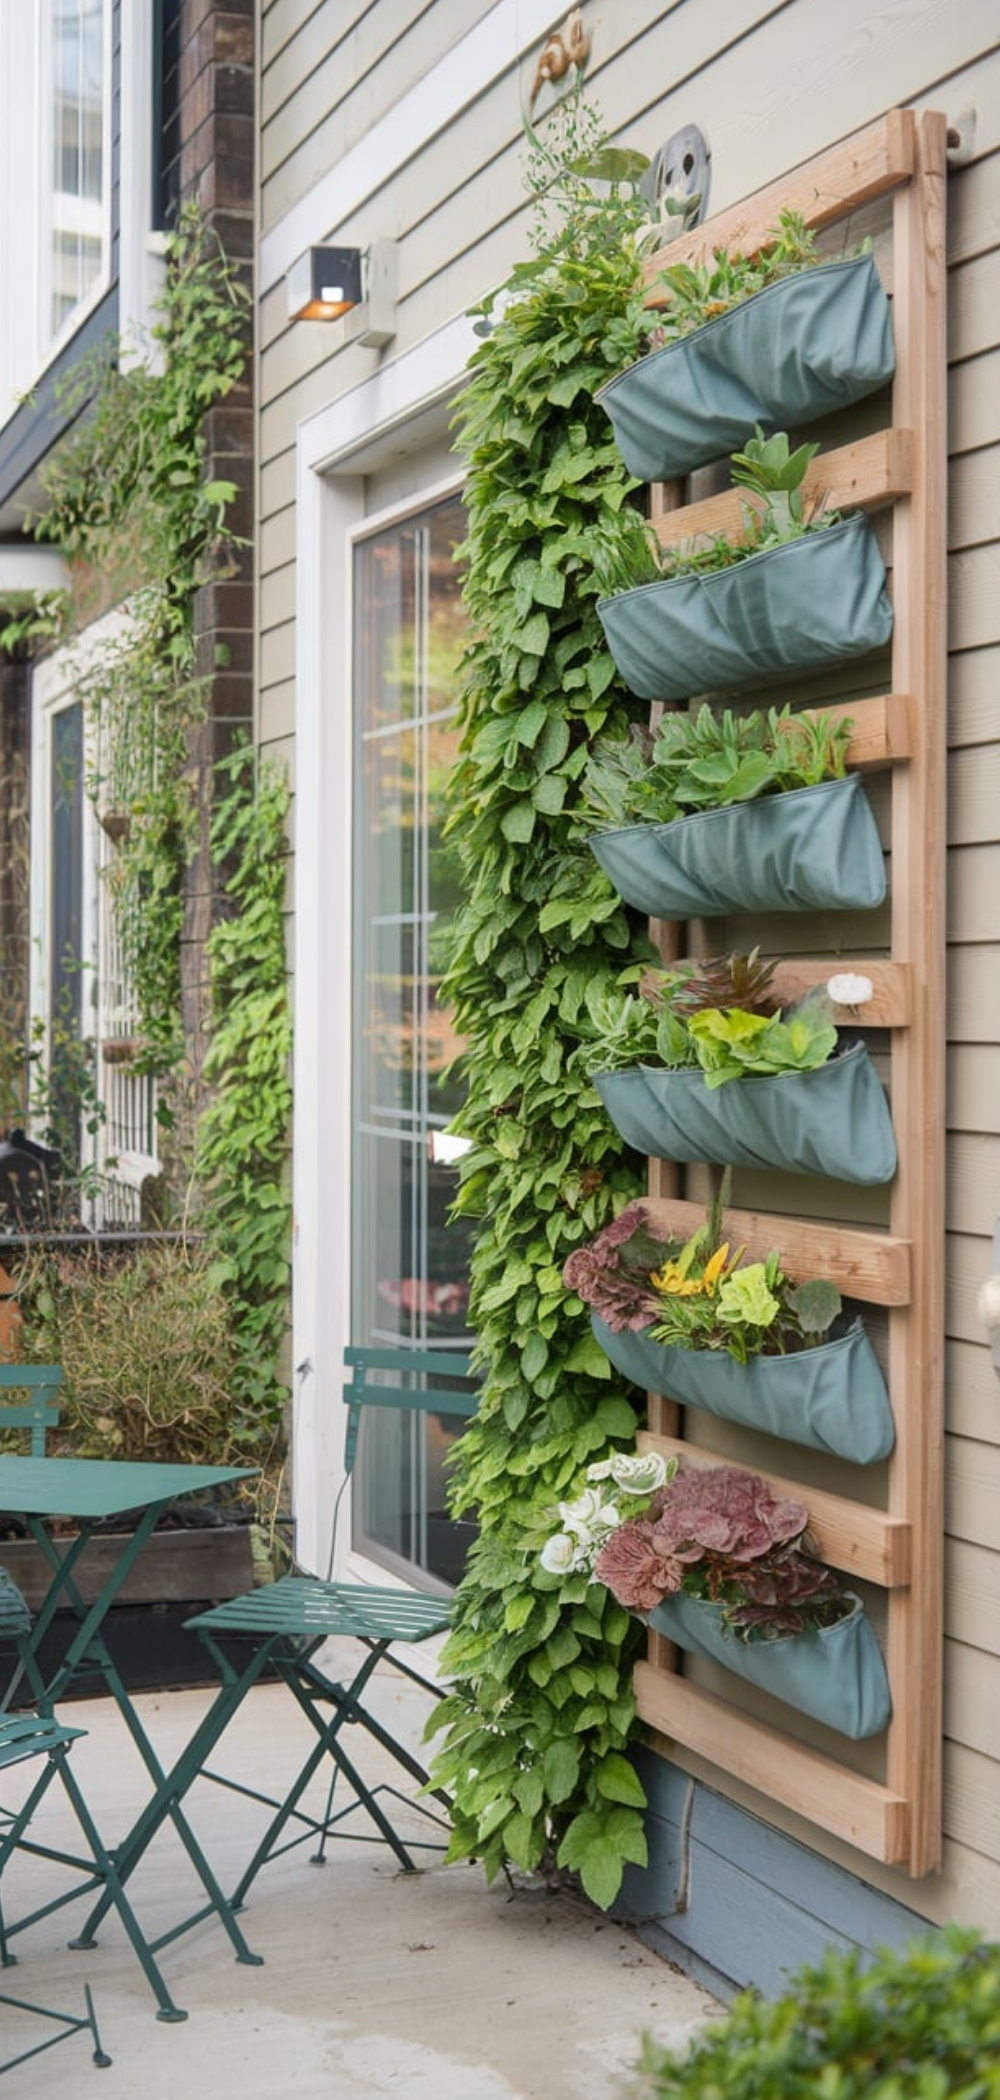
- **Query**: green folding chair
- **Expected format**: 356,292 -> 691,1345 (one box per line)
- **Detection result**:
0,1569 -> 111,2073
83,1347 -> 479,1932
0,1365 -> 63,1455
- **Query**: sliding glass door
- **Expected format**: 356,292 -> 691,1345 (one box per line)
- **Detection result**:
351,489 -> 474,1586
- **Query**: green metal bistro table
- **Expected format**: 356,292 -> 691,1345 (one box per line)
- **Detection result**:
0,1456 -> 265,2020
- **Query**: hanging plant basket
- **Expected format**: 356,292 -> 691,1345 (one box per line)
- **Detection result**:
647,1589 -> 891,1739
589,772 -> 885,920
597,253 -> 895,483
597,513 -> 893,703
592,1313 -> 894,1464
594,1040 -> 897,1185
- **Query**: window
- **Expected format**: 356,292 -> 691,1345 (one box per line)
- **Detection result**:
0,0 -> 111,425
351,489 -> 474,1586
40,0 -> 110,351
31,623 -> 157,1225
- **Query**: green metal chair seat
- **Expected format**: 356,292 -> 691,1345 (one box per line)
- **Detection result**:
189,1572 -> 453,1647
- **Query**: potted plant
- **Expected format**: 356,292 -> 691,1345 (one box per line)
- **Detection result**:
596,208 -> 894,482
581,701 -> 885,918
593,432 -> 893,702
562,1192 -> 894,1464
586,950 -> 897,1186
540,1452 -> 891,1740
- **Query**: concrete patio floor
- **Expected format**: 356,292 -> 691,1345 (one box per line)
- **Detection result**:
1,1659 -> 720,2097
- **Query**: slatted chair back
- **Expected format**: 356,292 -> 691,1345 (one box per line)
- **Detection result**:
0,1365 -> 62,1456
341,1345 -> 478,1477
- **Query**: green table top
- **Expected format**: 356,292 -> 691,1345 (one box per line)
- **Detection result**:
0,1456 -> 255,1520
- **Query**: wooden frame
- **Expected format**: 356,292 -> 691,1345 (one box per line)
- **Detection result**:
633,109 -> 947,1876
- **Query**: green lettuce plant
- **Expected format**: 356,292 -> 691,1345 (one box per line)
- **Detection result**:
585,950 -> 839,1087
589,428 -> 837,596
581,702 -> 853,833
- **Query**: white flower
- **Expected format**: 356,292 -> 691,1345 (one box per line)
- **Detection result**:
978,1274 -> 1000,1336
558,1488 -> 620,1542
586,1458 -> 616,1483
606,1451 -> 670,1496
540,1531 -> 588,1576
827,972 -> 874,1010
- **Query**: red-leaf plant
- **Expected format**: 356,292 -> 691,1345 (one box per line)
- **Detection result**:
592,1462 -> 850,1640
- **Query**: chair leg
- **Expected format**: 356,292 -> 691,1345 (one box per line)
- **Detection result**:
0,1981 -> 111,2075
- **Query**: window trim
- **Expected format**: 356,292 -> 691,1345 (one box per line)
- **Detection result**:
291,319 -> 480,1584
35,0 -> 114,382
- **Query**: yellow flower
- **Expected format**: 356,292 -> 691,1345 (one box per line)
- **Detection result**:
701,1242 -> 732,1291
650,1259 -> 704,1298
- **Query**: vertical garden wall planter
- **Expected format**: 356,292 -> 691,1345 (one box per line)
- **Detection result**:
597,252 -> 895,482
592,1313 -> 895,1464
647,1589 -> 891,1739
597,512 -> 893,702
594,1040 -> 897,1185
588,771 -> 886,919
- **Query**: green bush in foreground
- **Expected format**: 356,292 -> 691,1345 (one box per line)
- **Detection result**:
638,1928 -> 1000,2100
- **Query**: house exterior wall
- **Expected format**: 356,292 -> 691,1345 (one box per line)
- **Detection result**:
258,0 -> 1000,1983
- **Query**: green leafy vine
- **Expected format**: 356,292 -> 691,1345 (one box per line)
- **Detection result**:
195,747 -> 293,1434
427,94 -> 662,1908
24,202 -> 251,1087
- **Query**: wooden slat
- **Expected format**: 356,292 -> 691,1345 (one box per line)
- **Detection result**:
768,959 -> 910,1027
642,109 -> 915,296
640,1196 -> 911,1306
638,1433 -> 911,1587
831,692 -> 912,768
881,111 -> 949,1880
635,1665 -> 911,1864
651,429 -> 912,551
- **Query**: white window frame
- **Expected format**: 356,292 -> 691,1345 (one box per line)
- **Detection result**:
30,611 -> 159,1215
293,312 -> 481,1585
36,0 -> 113,376
0,0 -> 120,432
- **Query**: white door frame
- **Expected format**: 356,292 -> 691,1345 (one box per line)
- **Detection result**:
292,310 -> 480,1578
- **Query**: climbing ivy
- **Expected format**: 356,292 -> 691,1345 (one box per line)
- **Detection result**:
3,208 -> 292,1434
25,202 -> 251,1084
427,96 -> 661,1908
196,747 -> 293,1433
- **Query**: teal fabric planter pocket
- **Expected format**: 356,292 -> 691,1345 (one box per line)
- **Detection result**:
597,513 -> 893,702
597,253 -> 895,482
594,1041 -> 897,1185
646,1591 -> 891,1738
589,772 -> 885,919
592,1314 -> 894,1464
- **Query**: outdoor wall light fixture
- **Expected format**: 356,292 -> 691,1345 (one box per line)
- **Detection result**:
286,241 -> 397,345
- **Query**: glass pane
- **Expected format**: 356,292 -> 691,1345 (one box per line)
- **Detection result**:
351,490 -> 475,1584
45,0 -> 106,337
49,701 -> 86,1163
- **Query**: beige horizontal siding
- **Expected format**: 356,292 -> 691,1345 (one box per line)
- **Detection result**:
947,1046 -> 1000,1132
948,947 -> 1000,1041
947,1535 -> 1000,1651
950,444 -> 1000,551
946,1339 -> 1000,1443
948,843 -> 1000,937
949,645 -> 1000,748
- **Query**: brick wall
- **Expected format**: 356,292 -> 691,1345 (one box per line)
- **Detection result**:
176,0 -> 254,1088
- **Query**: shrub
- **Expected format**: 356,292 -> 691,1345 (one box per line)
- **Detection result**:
638,1927 -> 1000,2099
6,1238 -> 268,1469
